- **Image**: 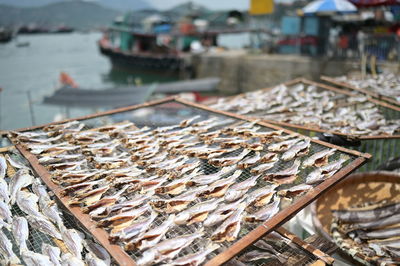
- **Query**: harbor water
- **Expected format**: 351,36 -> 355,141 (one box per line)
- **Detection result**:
0,32 -> 178,131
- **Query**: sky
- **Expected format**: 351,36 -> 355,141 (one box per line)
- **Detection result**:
147,0 -> 250,10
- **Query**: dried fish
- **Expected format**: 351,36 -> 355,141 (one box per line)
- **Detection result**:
83,240 -> 111,266
264,159 -> 301,185
332,202 -> 400,223
86,252 -> 108,266
250,161 -> 277,175
61,253 -> 86,266
6,154 -> 28,169
199,170 -> 242,198
175,198 -> 223,225
39,197 -> 64,230
211,203 -> 246,242
238,249 -> 287,264
238,152 -> 262,169
109,211 -> 158,242
246,184 -> 277,207
39,153 -> 85,165
68,184 -> 110,206
42,243 -> 62,266
346,213 -> 400,232
0,156 -> 6,179
47,159 -> 86,171
136,230 -> 204,265
21,250 -> 52,266
302,148 -> 336,168
208,149 -> 251,167
204,198 -> 246,227
9,168 -> 33,204
277,184 -> 313,198
0,179 -> 9,203
27,215 -> 62,239
165,243 -> 219,266
0,229 -> 20,264
62,228 -> 84,259
151,186 -> 207,213
306,155 -> 349,185
245,196 -> 280,222
281,139 -> 311,161
126,214 -> 175,251
83,185 -> 129,216
12,216 -> 29,251
189,166 -> 236,186
224,175 -> 259,202
98,204 -> 151,228
268,138 -> 301,152
155,174 -> 193,195
0,199 -> 13,223
16,190 -> 44,218
356,226 -> 400,240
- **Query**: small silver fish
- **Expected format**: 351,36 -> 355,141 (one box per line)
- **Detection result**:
204,197 -> 247,227
27,215 -> 62,239
12,216 -> 29,251
277,184 -> 313,198
306,155 -> 349,185
175,198 -> 223,225
61,253 -> 86,266
86,252 -> 108,266
302,148 -> 336,168
5,154 -> 27,169
109,211 -> 157,243
42,243 -> 62,266
189,166 -> 236,186
281,139 -> 311,161
62,228 -> 84,259
268,138 -> 301,152
264,159 -> 301,185
245,196 -> 281,222
165,243 -> 219,266
250,161 -> 277,175
0,230 -> 20,264
0,156 -> 6,179
246,184 -> 277,207
22,250 -> 53,266
136,230 -> 204,266
238,152 -> 262,169
224,175 -> 259,202
198,170 -> 241,198
0,179 -> 9,203
83,240 -> 111,266
9,168 -> 33,204
16,190 -> 44,218
211,203 -> 246,242
0,200 -> 12,223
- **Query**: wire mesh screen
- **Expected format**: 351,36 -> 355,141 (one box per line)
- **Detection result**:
6,98 -> 366,265
231,231 -> 321,266
0,149 -> 108,265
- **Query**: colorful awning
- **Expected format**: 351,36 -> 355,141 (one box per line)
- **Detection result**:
349,0 -> 400,7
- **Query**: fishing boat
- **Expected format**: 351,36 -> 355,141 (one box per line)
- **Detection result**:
0,27 -> 13,43
98,11 -> 221,75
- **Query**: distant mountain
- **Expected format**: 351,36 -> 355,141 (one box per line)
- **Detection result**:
0,0 -> 153,11
0,2 -> 121,29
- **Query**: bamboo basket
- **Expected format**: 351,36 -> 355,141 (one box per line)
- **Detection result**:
311,171 -> 400,241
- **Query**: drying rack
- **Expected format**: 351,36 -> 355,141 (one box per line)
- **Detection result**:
321,75 -> 400,108
5,97 -> 369,265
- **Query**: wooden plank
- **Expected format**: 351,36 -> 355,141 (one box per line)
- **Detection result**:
276,227 -> 335,265
204,157 -> 367,265
15,145 -> 136,266
175,98 -> 372,159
